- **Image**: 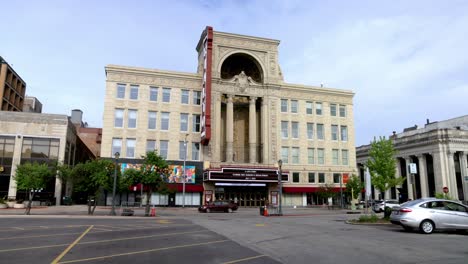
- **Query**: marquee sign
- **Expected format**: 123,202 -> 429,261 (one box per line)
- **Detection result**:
205,167 -> 289,183
200,26 -> 213,145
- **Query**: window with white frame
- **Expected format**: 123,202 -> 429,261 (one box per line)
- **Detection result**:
333,173 -> 341,183
318,173 -> 325,183
149,87 -> 158,101
192,114 -> 201,132
128,109 -> 137,128
281,99 -> 288,112
308,172 -> 315,183
316,102 -> 323,115
332,149 -> 339,165
330,104 -> 337,116
112,138 -> 122,156
292,172 -> 300,183
291,147 -> 299,164
159,140 -> 168,159
340,126 -> 348,141
308,148 -> 315,164
318,148 -> 325,165
331,125 -> 338,140
180,113 -> 189,132
161,112 -> 170,130
181,90 -> 189,104
146,140 -> 156,153
281,121 -> 289,138
342,149 -> 349,165
291,122 -> 299,139
307,123 -> 314,139
193,91 -> 201,105
114,109 -> 124,128
117,84 -> 125,99
291,100 -> 298,113
192,142 -> 200,160
179,141 -> 187,160
317,124 -> 324,140
306,101 -> 313,115
162,88 -> 171,102
281,147 -> 289,163
339,105 -> 346,117
126,138 -> 136,158
148,111 -> 157,129
130,85 -> 139,100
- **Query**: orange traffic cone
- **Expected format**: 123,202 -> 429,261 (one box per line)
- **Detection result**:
263,206 -> 269,217
150,207 -> 156,217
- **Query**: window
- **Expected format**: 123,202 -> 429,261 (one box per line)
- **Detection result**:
308,172 -> 315,183
330,104 -> 337,116
306,101 -> 313,114
339,105 -> 346,117
179,141 -> 187,160
307,148 -> 315,164
318,173 -> 325,183
161,112 -> 169,130
117,84 -> 125,99
333,173 -> 341,184
193,91 -> 201,105
341,126 -> 348,141
342,149 -> 349,165
192,142 -> 200,160
291,100 -> 298,113
130,85 -> 139,100
331,125 -> 338,140
162,88 -> 171,102
128,109 -> 137,128
317,124 -> 324,140
281,99 -> 288,112
316,102 -> 322,115
112,138 -> 122,156
149,87 -> 158,101
193,114 -> 201,132
307,123 -> 314,139
281,147 -> 289,163
126,138 -> 136,158
291,122 -> 299,139
159,140 -> 168,159
291,147 -> 299,164
318,148 -> 325,165
332,149 -> 339,165
181,90 -> 189,104
146,140 -> 156,153
21,137 -> 59,160
148,111 -> 157,129
114,109 -> 124,128
281,121 -> 289,138
180,113 -> 189,132
293,172 -> 300,183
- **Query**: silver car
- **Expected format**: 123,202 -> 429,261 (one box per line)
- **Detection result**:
390,198 -> 468,234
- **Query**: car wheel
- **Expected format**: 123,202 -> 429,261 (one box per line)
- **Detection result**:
228,208 -> 233,213
206,208 -> 211,213
419,220 -> 434,234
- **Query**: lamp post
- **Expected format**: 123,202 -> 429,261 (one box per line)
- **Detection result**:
340,174 -> 343,209
182,134 -> 188,208
110,151 -> 120,216
278,159 -> 283,216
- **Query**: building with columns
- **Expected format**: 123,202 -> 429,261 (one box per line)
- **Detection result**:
356,115 -> 468,204
101,26 -> 356,207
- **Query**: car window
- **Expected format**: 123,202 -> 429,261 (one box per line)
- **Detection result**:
445,202 -> 467,212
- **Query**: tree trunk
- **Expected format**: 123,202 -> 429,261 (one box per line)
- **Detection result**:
145,189 -> 152,216
25,191 -> 35,215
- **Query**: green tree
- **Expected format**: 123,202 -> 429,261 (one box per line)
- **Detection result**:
123,151 -> 170,216
345,174 -> 364,203
316,183 -> 337,204
14,162 -> 54,215
366,137 -> 405,204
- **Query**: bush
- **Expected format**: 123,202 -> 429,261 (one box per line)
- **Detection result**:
358,214 -> 379,223
384,206 -> 392,219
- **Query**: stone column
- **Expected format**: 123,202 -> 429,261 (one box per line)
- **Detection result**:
215,93 -> 222,161
432,151 -> 445,193
261,98 -> 267,164
447,150 -> 459,199
226,94 -> 234,162
249,96 -> 257,163
417,155 -> 429,198
395,158 -> 403,201
8,136 -> 24,199
459,152 -> 468,201
405,157 -> 414,200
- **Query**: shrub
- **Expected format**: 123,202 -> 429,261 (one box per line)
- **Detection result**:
384,206 -> 392,219
434,192 -> 455,200
358,214 -> 379,223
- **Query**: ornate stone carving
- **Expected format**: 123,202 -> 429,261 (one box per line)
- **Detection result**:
269,53 -> 276,75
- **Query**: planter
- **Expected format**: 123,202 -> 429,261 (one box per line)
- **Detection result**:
13,203 -> 25,209
6,201 -> 15,208
0,204 -> 7,209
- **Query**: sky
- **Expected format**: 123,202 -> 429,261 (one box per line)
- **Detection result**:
2,0 -> 468,146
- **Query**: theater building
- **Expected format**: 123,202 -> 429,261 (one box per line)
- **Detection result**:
101,26 -> 356,207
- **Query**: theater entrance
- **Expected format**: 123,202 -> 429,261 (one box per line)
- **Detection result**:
214,186 -> 268,207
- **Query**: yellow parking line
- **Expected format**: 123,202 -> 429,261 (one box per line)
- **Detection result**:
57,240 -> 230,263
51,225 -> 94,264
0,243 -> 68,253
222,255 -> 267,264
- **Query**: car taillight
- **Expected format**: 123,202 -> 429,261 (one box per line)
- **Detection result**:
400,208 -> 412,213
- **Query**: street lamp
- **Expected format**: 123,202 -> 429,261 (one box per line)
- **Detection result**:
278,159 -> 283,216
182,134 -> 188,208
340,174 -> 343,209
110,151 -> 120,216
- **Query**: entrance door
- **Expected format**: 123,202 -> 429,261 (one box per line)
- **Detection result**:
168,193 -> 176,207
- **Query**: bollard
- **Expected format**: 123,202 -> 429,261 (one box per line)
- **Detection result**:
263,206 -> 269,217
150,207 -> 156,217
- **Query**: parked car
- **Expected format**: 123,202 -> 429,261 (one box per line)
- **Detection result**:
390,198 -> 468,234
198,201 -> 238,213
373,200 -> 400,213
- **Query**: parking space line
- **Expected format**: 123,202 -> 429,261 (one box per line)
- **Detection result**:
78,230 -> 206,245
0,232 -> 83,241
57,239 -> 230,263
222,255 -> 267,264
91,228 -> 113,231
51,225 -> 94,264
0,243 -> 68,253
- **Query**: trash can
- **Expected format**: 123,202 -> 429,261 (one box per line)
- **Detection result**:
259,206 -> 265,216
62,196 -> 72,206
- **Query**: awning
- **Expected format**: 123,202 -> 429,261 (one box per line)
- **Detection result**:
282,187 -> 345,193
129,183 -> 204,192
